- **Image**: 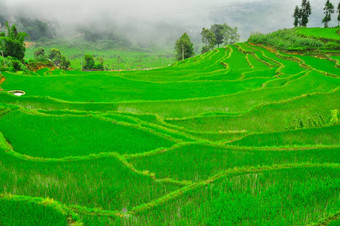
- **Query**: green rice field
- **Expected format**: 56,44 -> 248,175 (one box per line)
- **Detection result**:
0,36 -> 339,225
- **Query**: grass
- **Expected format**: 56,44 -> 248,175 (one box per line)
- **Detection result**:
231,124 -> 340,147
0,110 -> 175,158
248,27 -> 340,51
131,143 -> 340,181
0,27 -> 339,225
296,27 -> 340,41
25,38 -> 174,70
121,167 -> 340,225
118,70 -> 338,118
0,197 -> 69,225
166,90 -> 340,133
1,71 -> 269,102
0,147 -> 182,212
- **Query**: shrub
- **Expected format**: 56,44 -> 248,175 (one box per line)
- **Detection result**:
0,56 -> 28,72
27,59 -> 54,71
93,63 -> 104,70
248,29 -> 325,51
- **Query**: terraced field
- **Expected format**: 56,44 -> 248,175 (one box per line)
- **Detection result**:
0,39 -> 339,225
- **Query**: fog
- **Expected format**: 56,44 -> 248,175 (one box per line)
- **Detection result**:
0,0 -> 338,45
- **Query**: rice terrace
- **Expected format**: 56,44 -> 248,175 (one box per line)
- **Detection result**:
0,0 -> 340,225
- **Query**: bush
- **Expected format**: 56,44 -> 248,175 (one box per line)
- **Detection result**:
27,59 -> 54,71
325,41 -> 340,50
93,63 -> 104,70
248,28 -> 325,51
0,56 -> 28,72
83,54 -> 95,70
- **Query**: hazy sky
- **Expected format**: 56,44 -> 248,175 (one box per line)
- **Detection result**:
1,0 -> 338,43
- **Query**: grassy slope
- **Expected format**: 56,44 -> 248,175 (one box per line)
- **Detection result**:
0,27 -> 340,225
25,38 -> 174,70
296,27 -> 340,41
248,27 -> 340,51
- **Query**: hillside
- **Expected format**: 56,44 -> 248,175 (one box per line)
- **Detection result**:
25,38 -> 174,70
0,28 -> 339,225
249,27 -> 340,51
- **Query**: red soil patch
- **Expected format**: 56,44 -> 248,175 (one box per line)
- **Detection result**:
25,41 -> 36,48
0,77 -> 5,91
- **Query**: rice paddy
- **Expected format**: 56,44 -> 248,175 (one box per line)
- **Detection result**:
0,37 -> 339,225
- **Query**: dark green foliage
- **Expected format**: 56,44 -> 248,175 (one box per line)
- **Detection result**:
292,1 -> 311,27
300,0 -> 312,27
201,28 -> 216,53
210,24 -> 225,47
323,0 -> 335,28
48,48 -> 62,66
93,63 -> 104,70
34,47 -> 46,60
0,56 -> 27,72
174,33 -> 194,61
82,54 -> 104,70
83,54 -> 95,70
0,22 -> 27,61
60,56 -> 70,70
337,2 -> 340,26
293,5 -> 301,27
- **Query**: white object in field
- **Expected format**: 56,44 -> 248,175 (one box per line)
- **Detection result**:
8,90 -> 25,96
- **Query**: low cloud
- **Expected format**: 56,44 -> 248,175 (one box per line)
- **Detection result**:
1,0 -> 336,44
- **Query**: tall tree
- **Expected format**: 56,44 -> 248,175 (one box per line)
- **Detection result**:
201,28 -> 216,53
323,0 -> 335,27
293,5 -> 301,27
223,25 -> 240,45
0,22 -> 27,61
337,2 -> 340,26
300,0 -> 312,27
174,33 -> 194,61
210,24 -> 225,47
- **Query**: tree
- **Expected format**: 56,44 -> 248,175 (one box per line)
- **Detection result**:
83,54 -> 95,70
34,47 -> 45,60
0,22 -> 27,61
201,28 -> 216,53
337,2 -> 340,26
293,5 -> 301,27
174,33 -> 194,61
300,0 -> 312,27
323,0 -> 335,28
223,25 -> 240,45
48,48 -> 62,66
210,24 -> 225,47
97,56 -> 104,65
94,57 -> 104,70
60,56 -> 70,70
